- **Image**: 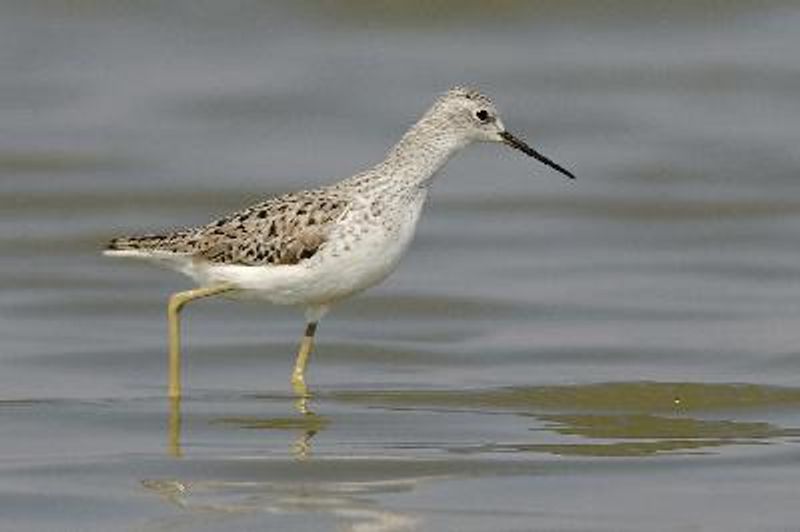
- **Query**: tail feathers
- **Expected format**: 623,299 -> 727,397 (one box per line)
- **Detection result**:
106,234 -> 171,252
103,233 -> 197,270
104,231 -> 198,257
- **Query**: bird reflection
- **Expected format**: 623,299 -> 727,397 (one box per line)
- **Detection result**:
166,393 -> 328,460
141,476 -> 422,531
155,393 -> 424,531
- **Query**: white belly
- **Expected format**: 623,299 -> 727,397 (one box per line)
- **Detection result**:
199,191 -> 428,306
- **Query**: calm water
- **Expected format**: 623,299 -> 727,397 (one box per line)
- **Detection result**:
2,1 -> 800,530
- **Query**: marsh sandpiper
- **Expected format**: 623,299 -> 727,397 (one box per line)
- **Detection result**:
104,86 -> 575,398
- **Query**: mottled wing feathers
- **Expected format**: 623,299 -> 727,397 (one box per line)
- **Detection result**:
194,189 -> 348,265
107,188 -> 349,266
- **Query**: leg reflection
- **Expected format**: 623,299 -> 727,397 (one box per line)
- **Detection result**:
165,393 -> 328,460
292,394 -> 320,460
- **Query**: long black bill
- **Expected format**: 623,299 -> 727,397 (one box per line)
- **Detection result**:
500,131 -> 575,180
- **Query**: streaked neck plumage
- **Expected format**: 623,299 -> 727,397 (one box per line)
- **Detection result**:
381,113 -> 470,184
341,109 -> 471,198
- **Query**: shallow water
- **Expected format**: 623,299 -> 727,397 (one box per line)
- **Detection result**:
2,1 -> 800,530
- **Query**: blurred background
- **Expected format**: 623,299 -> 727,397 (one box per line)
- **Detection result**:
2,1 -> 800,530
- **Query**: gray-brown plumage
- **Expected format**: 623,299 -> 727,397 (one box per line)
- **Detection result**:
107,188 -> 349,266
107,86 -> 575,272
104,86 -> 577,399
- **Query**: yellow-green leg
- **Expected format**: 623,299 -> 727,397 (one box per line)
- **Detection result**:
291,322 -> 318,398
167,283 -> 236,398
167,396 -> 182,458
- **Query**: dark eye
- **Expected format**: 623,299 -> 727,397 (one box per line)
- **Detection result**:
475,109 -> 490,122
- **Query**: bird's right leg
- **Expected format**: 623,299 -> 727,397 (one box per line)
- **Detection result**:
291,321 -> 318,398
167,283 -> 236,398
291,304 -> 330,398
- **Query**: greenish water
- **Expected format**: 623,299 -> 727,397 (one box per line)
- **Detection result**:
3,1 -> 800,530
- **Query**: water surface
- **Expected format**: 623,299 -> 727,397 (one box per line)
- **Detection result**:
2,1 -> 800,530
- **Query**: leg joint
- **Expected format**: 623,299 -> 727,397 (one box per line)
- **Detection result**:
168,294 -> 189,314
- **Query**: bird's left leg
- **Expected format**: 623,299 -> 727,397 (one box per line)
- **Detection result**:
167,282 -> 237,398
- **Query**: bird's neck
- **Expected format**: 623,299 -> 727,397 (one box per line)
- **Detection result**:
338,118 -> 468,200
379,118 -> 468,188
